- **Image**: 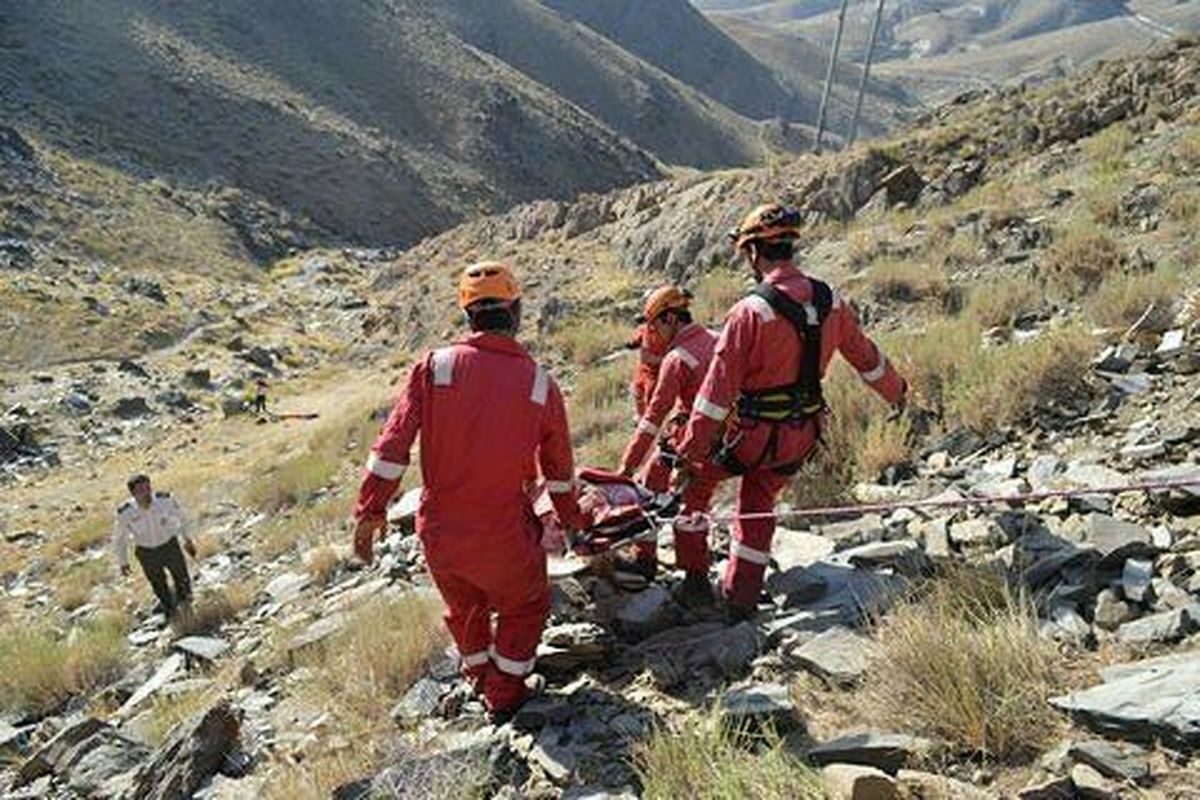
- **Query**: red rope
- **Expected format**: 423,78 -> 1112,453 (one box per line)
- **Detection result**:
705,477 -> 1200,524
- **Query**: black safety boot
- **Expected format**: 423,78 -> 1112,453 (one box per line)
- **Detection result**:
675,571 -> 716,609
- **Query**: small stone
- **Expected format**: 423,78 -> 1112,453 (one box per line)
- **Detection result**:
822,763 -> 899,800
173,636 -> 230,664
771,528 -> 836,570
949,518 -> 1005,549
262,572 -> 311,604
896,769 -> 991,799
1071,763 -> 1118,799
1084,515 -> 1156,567
1116,605 -> 1198,645
1121,559 -> 1154,604
1069,739 -> 1150,785
531,729 -> 577,785
1157,329 -> 1185,356
390,678 -> 446,726
821,515 -> 886,546
719,683 -> 797,732
1093,589 -> 1133,631
1017,776 -> 1074,800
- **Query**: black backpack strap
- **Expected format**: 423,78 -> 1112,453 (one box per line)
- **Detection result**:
751,280 -> 833,415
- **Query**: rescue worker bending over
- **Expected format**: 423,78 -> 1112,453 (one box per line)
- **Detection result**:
352,262 -> 586,721
114,473 -> 196,619
677,203 -> 908,621
617,286 -> 717,578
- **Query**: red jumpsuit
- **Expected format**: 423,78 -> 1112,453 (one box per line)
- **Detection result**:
678,264 -> 906,609
619,324 -> 718,563
630,323 -> 667,419
355,333 -> 584,712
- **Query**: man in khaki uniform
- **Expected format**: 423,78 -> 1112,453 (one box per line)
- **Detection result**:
113,474 -> 196,617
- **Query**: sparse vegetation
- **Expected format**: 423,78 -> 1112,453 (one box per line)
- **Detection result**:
55,558 -> 109,611
304,545 -> 342,586
966,276 -> 1042,329
0,613 -> 129,717
949,326 -> 1093,432
867,258 -> 948,305
547,318 -> 631,366
635,713 -> 824,800
1043,223 -> 1123,296
1082,124 -> 1135,175
1085,267 -> 1183,331
175,584 -> 254,637
866,567 -> 1065,762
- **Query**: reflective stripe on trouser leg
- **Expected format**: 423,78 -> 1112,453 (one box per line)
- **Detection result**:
426,566 -> 491,684
673,462 -> 726,574
484,564 -> 551,713
722,468 -> 788,609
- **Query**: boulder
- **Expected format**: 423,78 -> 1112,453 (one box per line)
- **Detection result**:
771,528 -> 836,571
390,678 -> 448,726
1070,763 -> 1118,800
822,763 -> 899,800
173,636 -> 231,665
719,683 -> 798,733
949,518 -> 1005,550
1116,605 -> 1198,645
112,396 -> 154,419
1121,559 -> 1154,604
808,731 -> 931,773
790,626 -> 877,686
127,701 -> 241,800
1050,650 -> 1200,749
1083,515 -> 1156,567
263,571 -> 311,604
895,769 -> 991,799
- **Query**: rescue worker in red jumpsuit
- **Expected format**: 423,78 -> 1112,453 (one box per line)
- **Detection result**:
676,204 -> 908,620
617,286 -> 717,578
352,262 -> 586,720
628,322 -> 667,420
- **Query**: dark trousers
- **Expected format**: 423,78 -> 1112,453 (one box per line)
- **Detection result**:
253,395 -> 267,413
135,538 -> 192,613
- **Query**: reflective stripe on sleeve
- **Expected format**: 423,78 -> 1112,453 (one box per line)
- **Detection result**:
531,365 -> 549,406
676,347 -> 700,369
694,396 -> 728,421
366,452 -> 406,481
490,646 -> 535,676
802,303 -> 819,325
637,418 -> 660,436
730,539 -> 770,565
546,480 -> 574,494
432,348 -> 455,386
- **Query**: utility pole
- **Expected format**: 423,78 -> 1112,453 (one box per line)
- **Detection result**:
848,0 -> 886,147
813,0 -> 852,154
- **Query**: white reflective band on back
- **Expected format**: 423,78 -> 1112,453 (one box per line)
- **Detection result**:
802,303 -> 819,325
694,397 -> 728,421
461,650 -> 489,668
546,480 -> 573,494
366,452 -> 406,481
676,347 -> 700,369
531,365 -> 549,406
432,348 -> 455,386
637,418 -> 660,436
730,540 -> 770,565
744,295 -> 776,321
860,354 -> 888,383
490,646 -> 535,676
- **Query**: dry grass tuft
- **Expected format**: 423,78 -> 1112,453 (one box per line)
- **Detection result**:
547,318 -> 632,366
175,584 -> 254,637
1085,268 -> 1184,331
949,326 -> 1093,432
865,566 -> 1065,762
866,259 -> 948,304
966,277 -> 1042,330
275,592 -> 448,797
635,712 -> 824,800
1082,124 -> 1135,174
1043,223 -> 1123,296
304,545 -> 342,586
55,559 -> 109,611
0,613 -> 129,717
691,267 -> 749,323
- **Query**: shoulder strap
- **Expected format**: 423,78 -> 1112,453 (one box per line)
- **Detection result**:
750,279 -> 834,412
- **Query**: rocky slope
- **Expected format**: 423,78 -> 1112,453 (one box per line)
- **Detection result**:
3,33 -> 1200,800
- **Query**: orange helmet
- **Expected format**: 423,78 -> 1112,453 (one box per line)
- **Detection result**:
643,285 -> 691,322
729,203 -> 803,250
457,261 -> 521,310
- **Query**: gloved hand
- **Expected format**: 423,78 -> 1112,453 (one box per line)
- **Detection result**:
353,515 -> 386,564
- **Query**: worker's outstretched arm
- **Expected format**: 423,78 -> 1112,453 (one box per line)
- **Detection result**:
354,360 -> 425,522
828,302 -> 907,406
619,353 -> 684,477
539,377 -> 587,530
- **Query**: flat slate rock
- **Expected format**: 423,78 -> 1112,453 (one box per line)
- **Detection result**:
719,683 -> 797,731
771,528 -> 836,571
118,653 -> 185,717
1116,605 -> 1198,645
1051,650 -> 1200,749
791,625 -> 877,686
1083,515 -> 1156,566
262,571 -> 312,604
173,636 -> 230,663
1069,739 -> 1150,785
808,731 -> 932,773
287,613 -> 347,653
